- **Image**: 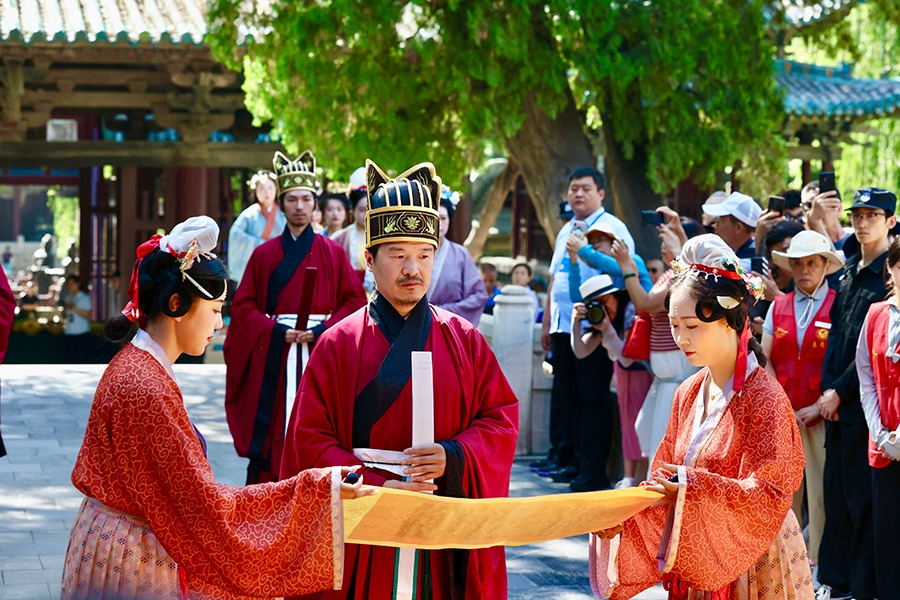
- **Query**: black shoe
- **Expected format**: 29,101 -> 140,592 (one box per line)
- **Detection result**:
569,477 -> 612,492
530,460 -> 557,472
550,466 -> 579,483
537,464 -> 567,477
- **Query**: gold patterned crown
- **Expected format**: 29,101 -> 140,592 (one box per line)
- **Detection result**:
273,150 -> 318,197
365,159 -> 441,249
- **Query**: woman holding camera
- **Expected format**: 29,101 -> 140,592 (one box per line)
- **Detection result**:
62,216 -> 372,600
572,274 -> 653,489
590,235 -> 812,599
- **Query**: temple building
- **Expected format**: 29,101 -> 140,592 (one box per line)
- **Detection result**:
0,0 -> 281,328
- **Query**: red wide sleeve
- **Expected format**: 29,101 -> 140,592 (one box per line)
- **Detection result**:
663,372 -> 804,589
76,348 -> 343,597
603,372 -> 695,599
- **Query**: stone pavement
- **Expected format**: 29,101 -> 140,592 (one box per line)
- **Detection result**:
0,364 -> 665,600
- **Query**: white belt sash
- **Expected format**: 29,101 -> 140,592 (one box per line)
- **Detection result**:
275,313 -> 329,438
353,351 -> 433,600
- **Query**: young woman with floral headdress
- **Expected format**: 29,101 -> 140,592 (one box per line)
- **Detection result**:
62,216 -> 373,600
590,234 -> 813,599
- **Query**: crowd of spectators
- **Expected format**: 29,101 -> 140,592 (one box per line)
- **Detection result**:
525,166 -> 898,598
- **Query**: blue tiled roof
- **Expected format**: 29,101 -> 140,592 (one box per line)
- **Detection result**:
777,59 -> 900,118
0,0 -> 207,46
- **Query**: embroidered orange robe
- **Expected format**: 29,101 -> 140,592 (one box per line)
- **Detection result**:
591,365 -> 813,599
67,344 -> 343,598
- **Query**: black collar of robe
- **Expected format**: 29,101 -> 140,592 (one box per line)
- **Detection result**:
352,292 -> 432,448
265,224 -> 315,315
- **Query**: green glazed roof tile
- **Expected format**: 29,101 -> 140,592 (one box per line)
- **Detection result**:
777,59 -> 900,118
0,0 -> 207,45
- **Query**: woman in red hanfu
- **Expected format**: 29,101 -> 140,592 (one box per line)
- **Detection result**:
590,234 -> 814,599
61,216 -> 373,600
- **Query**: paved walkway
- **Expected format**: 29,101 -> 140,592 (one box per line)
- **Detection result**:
0,364 -> 665,599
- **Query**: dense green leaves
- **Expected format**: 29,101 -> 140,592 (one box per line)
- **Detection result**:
205,1 -> 889,201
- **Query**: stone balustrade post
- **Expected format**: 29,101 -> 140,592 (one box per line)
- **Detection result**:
492,285 -> 536,454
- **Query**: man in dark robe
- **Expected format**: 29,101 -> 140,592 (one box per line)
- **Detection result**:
225,150 -> 366,484
281,160 -> 519,600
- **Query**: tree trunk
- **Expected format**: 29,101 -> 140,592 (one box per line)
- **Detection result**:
465,157 -> 521,261
503,87 -> 665,260
505,89 -> 594,244
601,118 -> 665,259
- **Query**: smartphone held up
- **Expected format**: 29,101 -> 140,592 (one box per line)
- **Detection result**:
641,210 -> 665,227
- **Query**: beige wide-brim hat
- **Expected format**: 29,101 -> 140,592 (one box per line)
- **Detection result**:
771,230 -> 845,275
585,221 -> 619,242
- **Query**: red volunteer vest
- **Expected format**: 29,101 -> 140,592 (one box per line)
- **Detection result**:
770,288 -> 835,425
864,301 -> 900,468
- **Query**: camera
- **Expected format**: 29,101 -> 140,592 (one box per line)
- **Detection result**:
641,210 -> 664,227
585,300 -> 606,325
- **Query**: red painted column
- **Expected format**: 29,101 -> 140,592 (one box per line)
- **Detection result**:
175,167 -> 209,223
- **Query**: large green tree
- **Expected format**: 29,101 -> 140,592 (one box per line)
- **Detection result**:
206,1 -> 892,255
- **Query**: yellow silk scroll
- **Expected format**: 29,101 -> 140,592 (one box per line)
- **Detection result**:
344,487 -> 662,550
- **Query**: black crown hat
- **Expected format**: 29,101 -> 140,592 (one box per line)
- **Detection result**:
365,159 -> 441,248
273,150 -> 318,197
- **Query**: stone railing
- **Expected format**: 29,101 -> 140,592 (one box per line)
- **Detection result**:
478,285 -> 552,456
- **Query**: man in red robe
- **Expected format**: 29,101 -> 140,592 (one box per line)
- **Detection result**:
0,264 -> 15,457
225,150 -> 367,484
281,160 -> 519,600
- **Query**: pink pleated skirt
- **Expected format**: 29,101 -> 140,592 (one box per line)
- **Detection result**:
61,497 -> 180,600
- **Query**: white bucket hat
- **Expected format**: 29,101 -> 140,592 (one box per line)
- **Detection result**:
770,230 -> 844,275
579,274 -> 619,302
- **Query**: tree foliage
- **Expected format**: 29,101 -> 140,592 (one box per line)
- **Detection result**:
210,2 -> 779,179
206,0 -> 898,250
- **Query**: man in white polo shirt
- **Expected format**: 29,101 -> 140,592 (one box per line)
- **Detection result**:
539,166 -> 635,492
702,191 -> 761,259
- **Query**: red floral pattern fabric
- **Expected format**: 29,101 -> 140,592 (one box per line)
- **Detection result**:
594,366 -> 813,599
65,344 -> 342,598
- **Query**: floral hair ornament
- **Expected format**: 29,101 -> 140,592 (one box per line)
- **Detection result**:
121,216 -> 223,322
158,216 -> 222,301
671,234 -> 766,393
670,234 -> 766,309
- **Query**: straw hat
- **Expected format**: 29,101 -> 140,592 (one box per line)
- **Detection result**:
770,230 -> 844,275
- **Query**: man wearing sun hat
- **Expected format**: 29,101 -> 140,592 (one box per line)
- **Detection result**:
702,191 -> 762,259
761,230 -> 845,573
